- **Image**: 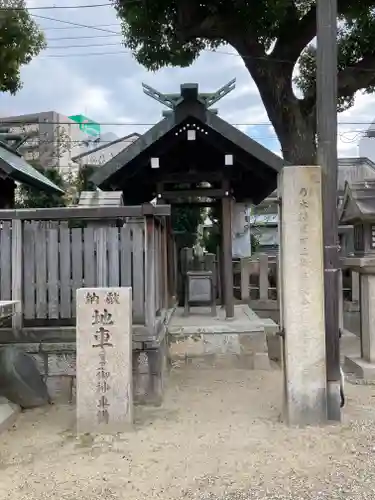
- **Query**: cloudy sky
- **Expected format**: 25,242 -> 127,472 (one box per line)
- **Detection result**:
1,0 -> 375,159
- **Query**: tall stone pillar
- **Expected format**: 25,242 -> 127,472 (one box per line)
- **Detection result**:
279,165 -> 327,426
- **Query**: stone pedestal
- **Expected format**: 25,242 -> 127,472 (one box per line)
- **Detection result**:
342,260 -> 375,380
76,287 -> 133,434
279,165 -> 327,426
360,274 -> 375,363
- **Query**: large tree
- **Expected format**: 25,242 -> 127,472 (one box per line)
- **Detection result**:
0,0 -> 45,94
113,0 -> 375,164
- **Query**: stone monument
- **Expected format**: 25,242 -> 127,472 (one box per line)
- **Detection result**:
76,287 -> 133,433
279,165 -> 327,426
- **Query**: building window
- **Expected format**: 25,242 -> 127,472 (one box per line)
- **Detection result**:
371,225 -> 375,249
354,224 -> 364,252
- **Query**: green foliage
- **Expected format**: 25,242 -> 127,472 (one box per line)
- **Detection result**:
114,0 -> 375,122
75,164 -> 97,193
16,162 -> 66,208
171,205 -> 203,248
0,0 -> 46,94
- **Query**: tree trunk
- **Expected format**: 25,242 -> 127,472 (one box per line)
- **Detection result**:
252,67 -> 316,165
232,39 -> 316,165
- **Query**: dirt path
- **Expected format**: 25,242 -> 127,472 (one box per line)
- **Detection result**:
0,364 -> 375,500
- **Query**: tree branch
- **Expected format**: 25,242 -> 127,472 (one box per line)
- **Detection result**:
337,54 -> 375,97
272,3 -> 316,65
175,0 -> 224,40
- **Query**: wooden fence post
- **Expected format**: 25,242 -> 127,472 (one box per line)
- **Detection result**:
162,222 -> 169,309
338,267 -> 344,333
240,257 -> 250,301
145,216 -> 156,331
96,227 -> 107,287
259,253 -> 269,301
11,219 -> 23,333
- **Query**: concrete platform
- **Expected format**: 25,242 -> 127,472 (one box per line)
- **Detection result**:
344,356 -> 375,380
167,305 -> 278,370
168,304 -> 279,336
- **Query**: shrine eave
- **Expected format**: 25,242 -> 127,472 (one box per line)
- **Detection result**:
91,109 -> 286,201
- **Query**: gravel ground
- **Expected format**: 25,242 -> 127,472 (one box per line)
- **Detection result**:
0,363 -> 375,500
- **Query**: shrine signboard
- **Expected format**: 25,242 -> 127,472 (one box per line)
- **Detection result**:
76,287 -> 133,433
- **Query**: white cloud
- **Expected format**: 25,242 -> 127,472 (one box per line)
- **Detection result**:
1,0 -> 375,165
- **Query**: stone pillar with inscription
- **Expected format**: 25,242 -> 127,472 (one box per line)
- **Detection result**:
279,165 -> 327,426
76,287 -> 133,433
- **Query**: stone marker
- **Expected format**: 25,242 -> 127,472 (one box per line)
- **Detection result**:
279,165 -> 327,426
76,287 -> 133,433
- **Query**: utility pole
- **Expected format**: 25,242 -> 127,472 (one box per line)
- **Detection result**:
316,0 -> 341,421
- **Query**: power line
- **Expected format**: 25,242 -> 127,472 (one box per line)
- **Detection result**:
43,23 -> 121,31
33,13 -> 375,73
2,120 -> 374,127
32,14 -> 123,35
48,33 -> 121,41
48,42 -> 122,49
1,2 -> 119,10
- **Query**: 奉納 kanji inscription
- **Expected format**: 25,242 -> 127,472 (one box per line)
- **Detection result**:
76,287 -> 133,433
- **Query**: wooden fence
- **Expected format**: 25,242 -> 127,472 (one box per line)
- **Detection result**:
0,205 -> 174,335
238,253 -> 360,310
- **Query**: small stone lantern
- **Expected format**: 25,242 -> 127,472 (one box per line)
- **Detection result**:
340,179 -> 375,378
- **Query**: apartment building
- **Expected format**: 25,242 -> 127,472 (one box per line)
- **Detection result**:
0,111 -> 104,178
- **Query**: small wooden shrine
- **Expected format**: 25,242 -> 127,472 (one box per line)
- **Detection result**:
91,80 -> 285,317
0,128 -> 64,208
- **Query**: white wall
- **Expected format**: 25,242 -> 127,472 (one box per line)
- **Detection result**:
359,125 -> 375,163
231,203 -> 251,258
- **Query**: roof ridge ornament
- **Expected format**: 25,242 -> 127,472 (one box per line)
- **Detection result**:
142,79 -> 236,110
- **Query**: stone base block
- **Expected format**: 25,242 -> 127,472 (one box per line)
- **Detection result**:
46,376 -> 74,404
133,338 -> 168,406
0,396 -> 20,433
169,334 -> 273,370
344,356 -> 375,380
169,331 -> 272,370
253,352 -> 272,370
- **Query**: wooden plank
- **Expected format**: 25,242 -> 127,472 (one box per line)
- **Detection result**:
221,191 -> 234,318
11,219 -> 23,331
107,227 -> 120,286
96,227 -> 108,287
35,224 -> 48,319
0,205 -> 171,221
22,223 -> 36,319
83,226 -> 95,287
120,224 -> 131,286
145,217 -> 156,330
158,224 -> 164,311
0,222 -> 11,300
47,228 -> 59,319
71,228 -> 83,317
154,224 -> 160,313
132,220 -> 145,322
59,225 -> 71,318
162,224 -> 169,308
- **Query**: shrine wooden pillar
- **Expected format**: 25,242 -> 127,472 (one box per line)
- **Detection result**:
221,178 -> 234,318
156,192 -> 174,307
